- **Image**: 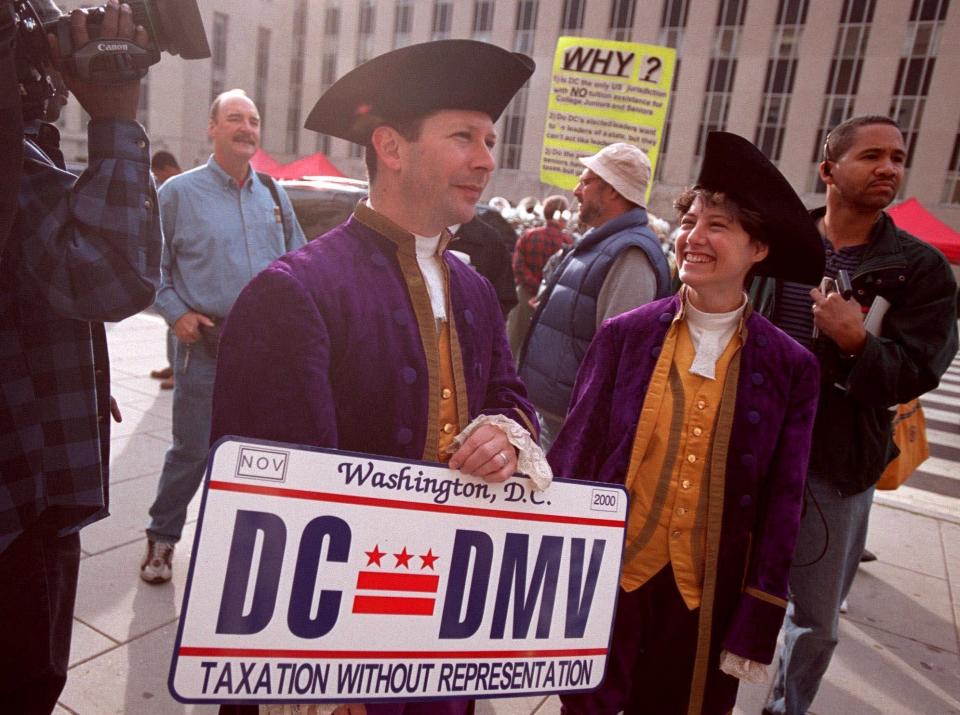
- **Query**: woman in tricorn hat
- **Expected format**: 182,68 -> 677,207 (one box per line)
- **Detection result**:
549,132 -> 825,714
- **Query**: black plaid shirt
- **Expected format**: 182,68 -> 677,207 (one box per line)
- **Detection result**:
0,120 -> 161,553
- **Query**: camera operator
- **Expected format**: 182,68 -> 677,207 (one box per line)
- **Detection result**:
0,1 -> 161,711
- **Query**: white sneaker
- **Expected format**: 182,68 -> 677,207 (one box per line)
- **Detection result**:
140,540 -> 175,584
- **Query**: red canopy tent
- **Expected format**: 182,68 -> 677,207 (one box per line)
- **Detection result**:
887,197 -> 960,264
245,148 -> 345,179
269,152 -> 344,179
249,148 -> 283,173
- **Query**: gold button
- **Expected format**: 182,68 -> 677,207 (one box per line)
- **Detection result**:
681,479 -> 692,489
692,426 -> 703,436
676,507 -> 686,515
686,454 -> 696,464
697,399 -> 706,410
671,530 -> 681,538
442,423 -> 454,434
441,388 -> 452,399
144,199 -> 153,210
137,139 -> 146,149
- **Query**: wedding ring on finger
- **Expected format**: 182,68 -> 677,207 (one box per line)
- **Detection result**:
496,451 -> 508,468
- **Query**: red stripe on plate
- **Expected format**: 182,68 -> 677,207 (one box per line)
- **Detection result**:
351,595 -> 436,615
179,646 -> 608,659
208,480 -> 624,528
356,571 -> 439,592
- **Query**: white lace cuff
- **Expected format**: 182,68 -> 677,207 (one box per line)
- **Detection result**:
719,650 -> 768,684
449,414 -> 553,490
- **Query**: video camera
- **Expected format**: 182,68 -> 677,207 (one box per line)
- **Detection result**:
12,0 -> 210,120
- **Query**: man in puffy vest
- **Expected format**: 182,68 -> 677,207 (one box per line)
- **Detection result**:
519,142 -> 672,449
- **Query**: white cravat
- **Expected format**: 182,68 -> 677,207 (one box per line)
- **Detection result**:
685,295 -> 747,380
413,232 -> 447,320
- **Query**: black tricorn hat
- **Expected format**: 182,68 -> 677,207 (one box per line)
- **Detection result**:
698,132 -> 824,284
305,40 -> 535,145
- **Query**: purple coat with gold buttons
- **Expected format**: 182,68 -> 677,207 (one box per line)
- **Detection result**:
548,294 -> 819,713
210,203 -> 537,466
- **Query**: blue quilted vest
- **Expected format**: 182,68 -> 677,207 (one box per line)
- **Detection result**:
519,207 -> 671,417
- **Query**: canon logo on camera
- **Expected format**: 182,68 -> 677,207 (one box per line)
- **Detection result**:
97,42 -> 131,52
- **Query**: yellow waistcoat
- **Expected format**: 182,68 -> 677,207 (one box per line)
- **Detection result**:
620,320 -> 741,609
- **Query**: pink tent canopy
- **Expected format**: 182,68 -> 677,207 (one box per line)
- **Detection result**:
269,152 -> 344,179
245,149 -> 345,179
887,197 -> 960,264
249,148 -> 283,173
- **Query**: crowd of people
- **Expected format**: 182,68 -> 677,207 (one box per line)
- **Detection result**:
3,13 -> 959,715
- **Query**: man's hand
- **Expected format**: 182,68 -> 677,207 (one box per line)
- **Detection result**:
811,287 -> 867,356
48,0 -> 147,120
173,310 -> 214,344
448,424 -> 517,482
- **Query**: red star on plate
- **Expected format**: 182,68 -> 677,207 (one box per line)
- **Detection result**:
394,547 -> 413,569
365,544 -> 386,567
419,549 -> 439,571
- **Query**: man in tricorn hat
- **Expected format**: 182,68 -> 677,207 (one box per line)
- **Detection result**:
548,132 -> 824,714
210,40 -> 547,715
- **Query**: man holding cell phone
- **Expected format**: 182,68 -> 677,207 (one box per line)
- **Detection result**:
760,116 -> 958,714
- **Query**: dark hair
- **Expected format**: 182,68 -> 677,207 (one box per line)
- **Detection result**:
822,115 -> 901,162
151,150 -> 180,172
674,187 -> 765,243
542,195 -> 569,221
363,114 -> 430,183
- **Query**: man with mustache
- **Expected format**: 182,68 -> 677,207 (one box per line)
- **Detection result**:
141,89 -> 305,584
519,142 -> 674,450
762,115 -> 958,714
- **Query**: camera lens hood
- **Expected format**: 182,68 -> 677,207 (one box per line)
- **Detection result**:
153,0 -> 209,60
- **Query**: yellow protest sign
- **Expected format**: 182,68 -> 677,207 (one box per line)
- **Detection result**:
540,37 -> 676,202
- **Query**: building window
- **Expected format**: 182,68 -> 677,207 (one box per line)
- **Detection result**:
317,2 -> 341,154
692,0 -> 747,176
512,0 -> 538,55
942,124 -> 960,204
499,0 -> 538,170
210,12 -> 228,102
807,0 -> 877,191
432,1 -> 453,40
472,0 -> 495,41
255,27 -> 270,138
357,0 -> 377,64
394,0 -> 414,48
608,0 -> 636,41
655,0 -> 690,182
352,0 -> 369,164
754,0 -> 809,163
560,0 -> 586,33
324,4 -> 340,36
888,0 -> 949,183
285,0 -> 308,154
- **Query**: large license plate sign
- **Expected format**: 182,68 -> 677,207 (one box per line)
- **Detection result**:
170,438 -> 627,704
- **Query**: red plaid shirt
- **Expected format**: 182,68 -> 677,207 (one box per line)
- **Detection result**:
512,221 -> 573,293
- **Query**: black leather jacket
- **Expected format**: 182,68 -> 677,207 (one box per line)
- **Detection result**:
757,208 -> 958,495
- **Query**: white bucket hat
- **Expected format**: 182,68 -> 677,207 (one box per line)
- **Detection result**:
578,143 -> 651,208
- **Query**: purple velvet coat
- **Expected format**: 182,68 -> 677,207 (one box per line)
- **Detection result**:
211,205 -> 537,458
549,295 -> 819,713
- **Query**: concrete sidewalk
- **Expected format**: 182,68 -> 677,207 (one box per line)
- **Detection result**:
54,312 -> 960,714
